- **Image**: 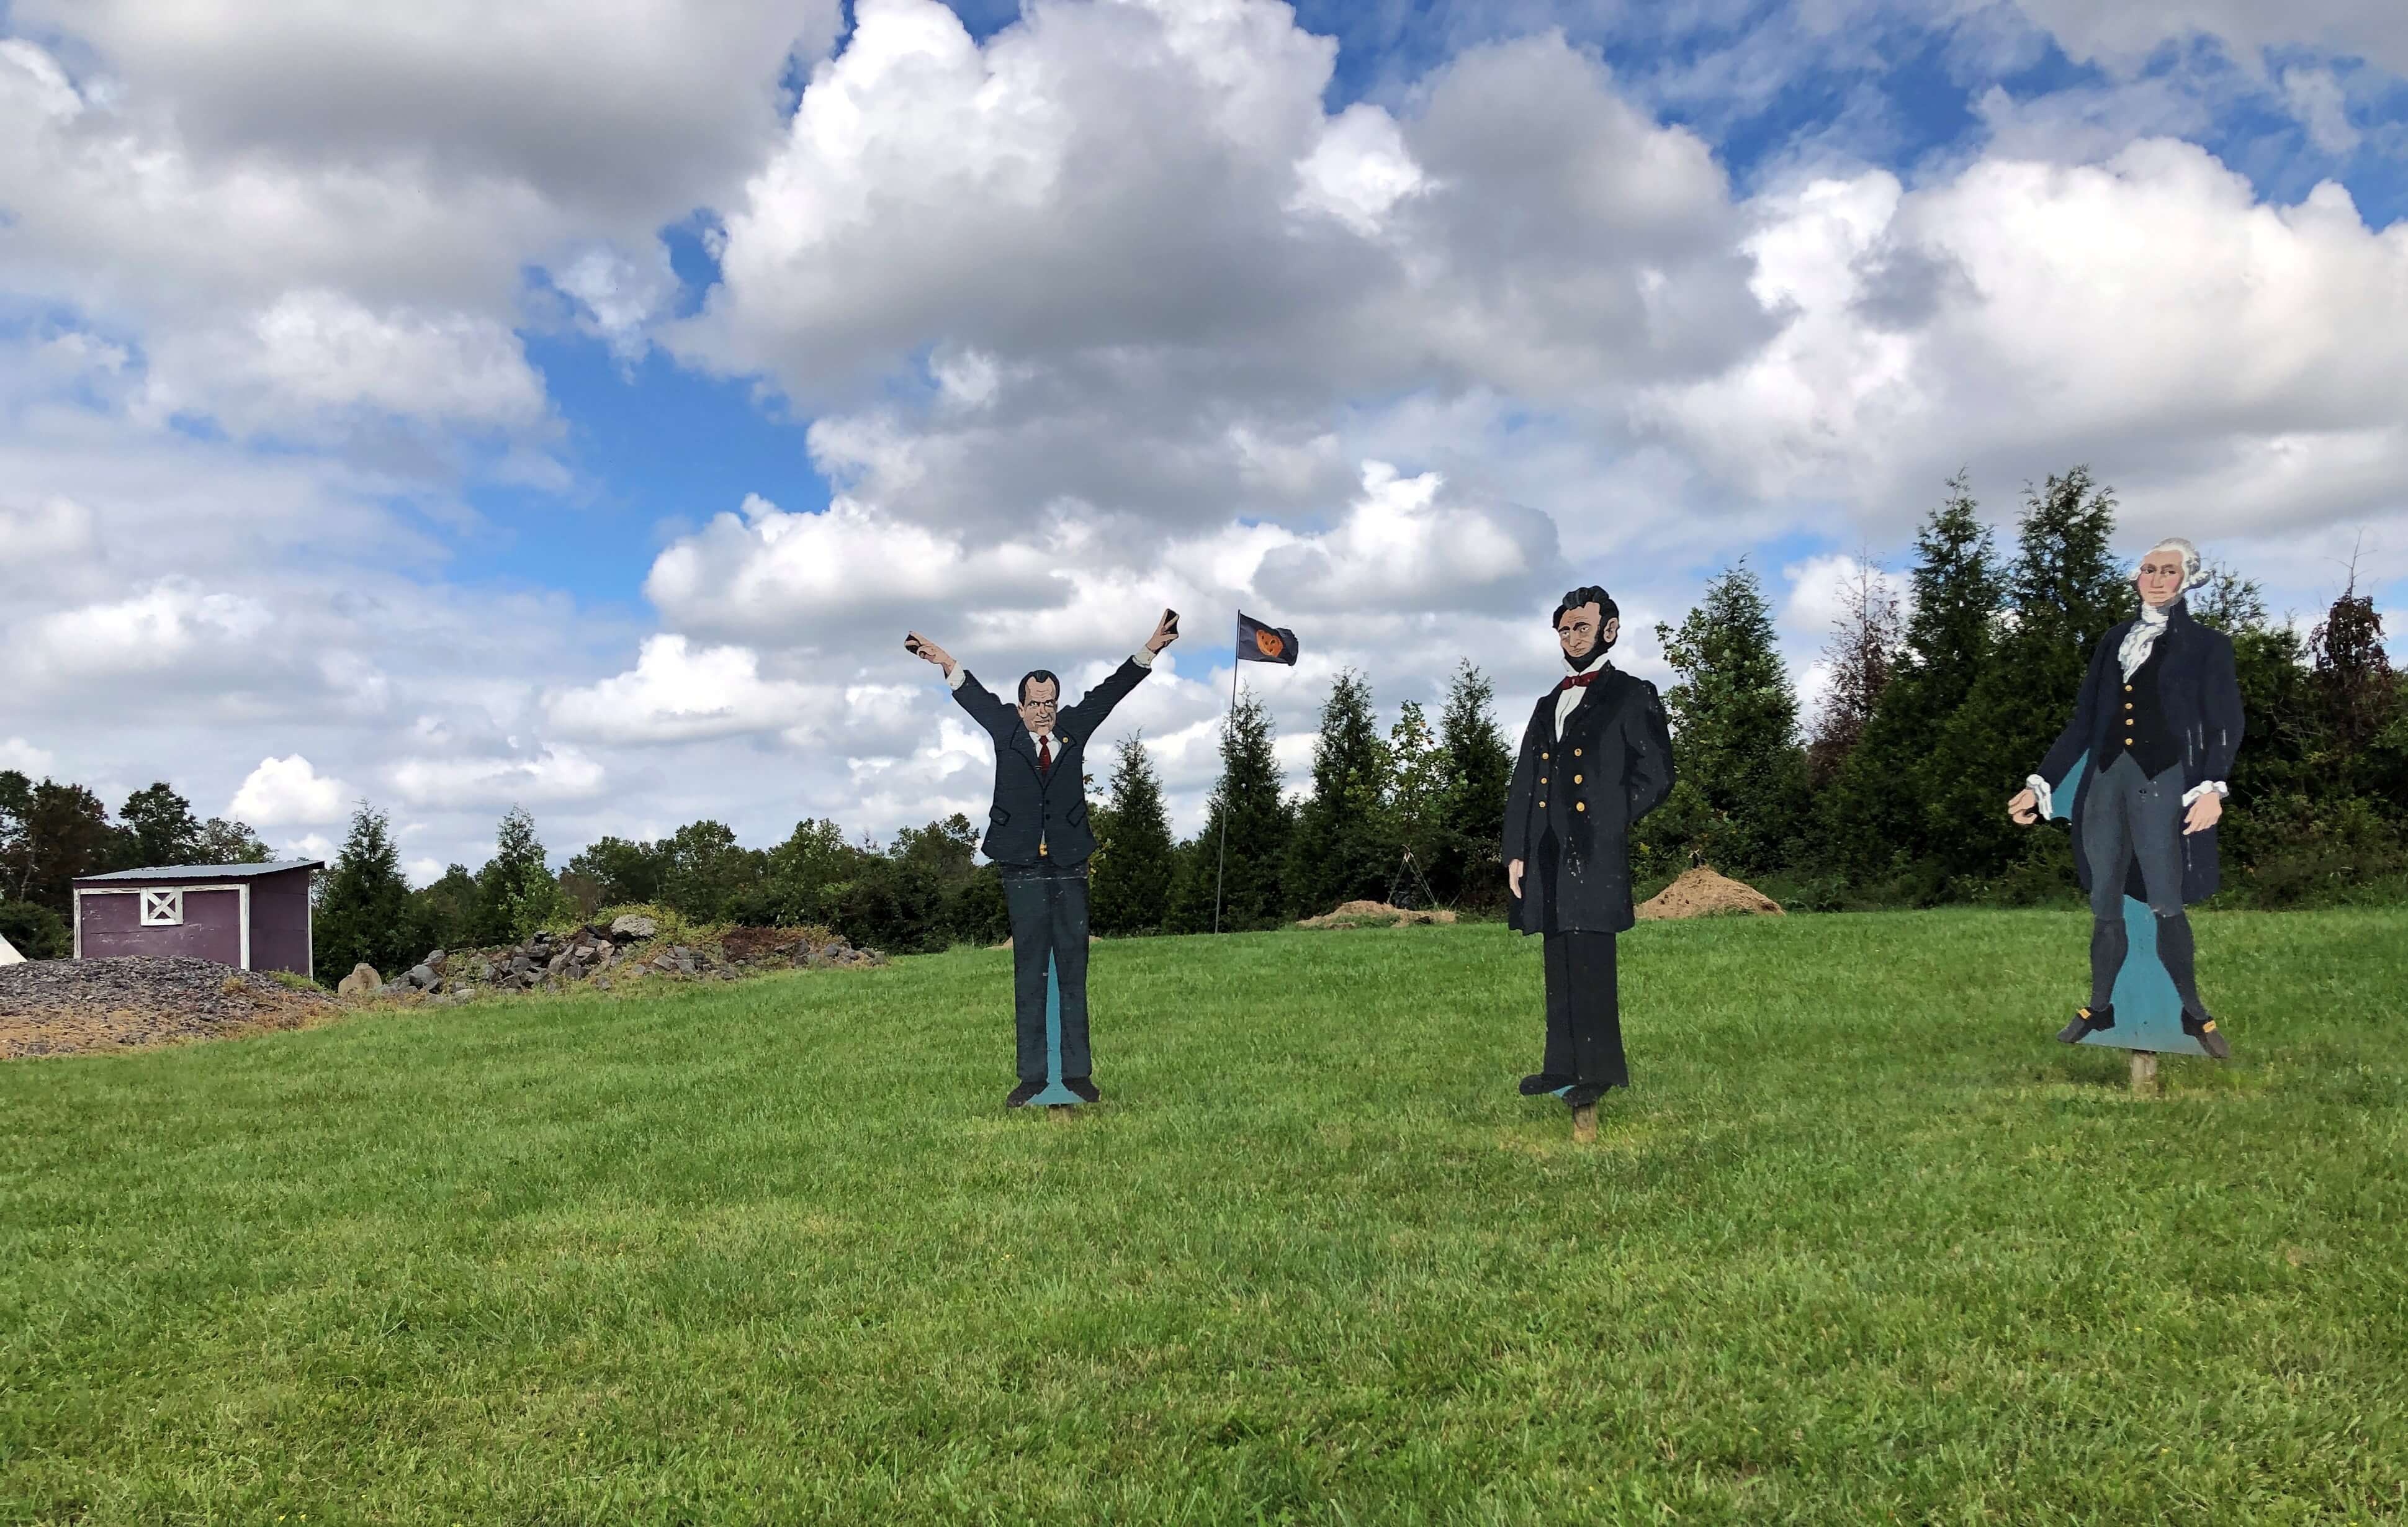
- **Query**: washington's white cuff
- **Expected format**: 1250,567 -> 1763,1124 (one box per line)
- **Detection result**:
945,663 -> 967,691
1131,648 -> 1155,669
2181,780 -> 2229,807
2026,773 -> 2053,819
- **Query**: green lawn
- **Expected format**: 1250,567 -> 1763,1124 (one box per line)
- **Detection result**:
4,909 -> 2404,1525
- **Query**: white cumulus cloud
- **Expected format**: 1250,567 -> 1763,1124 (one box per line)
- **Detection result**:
230,755 -> 353,827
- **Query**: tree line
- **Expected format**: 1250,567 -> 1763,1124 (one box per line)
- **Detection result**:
5,464 -> 2398,979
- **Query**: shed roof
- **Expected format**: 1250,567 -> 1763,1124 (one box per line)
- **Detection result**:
74,860 -> 325,885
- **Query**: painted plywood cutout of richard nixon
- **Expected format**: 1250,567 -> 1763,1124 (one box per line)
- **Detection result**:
907,611 -> 1179,1109
2007,538 -> 2244,1060
1502,587 -> 1676,1112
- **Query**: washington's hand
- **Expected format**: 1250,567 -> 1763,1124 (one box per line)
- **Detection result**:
2183,791 -> 2224,835
2007,787 -> 2039,826
905,632 -> 955,675
1508,858 -> 1524,898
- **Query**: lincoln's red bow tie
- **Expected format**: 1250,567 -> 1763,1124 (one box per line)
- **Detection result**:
1557,670 -> 1602,693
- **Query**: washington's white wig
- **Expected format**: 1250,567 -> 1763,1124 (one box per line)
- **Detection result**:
2141,536 -> 2213,593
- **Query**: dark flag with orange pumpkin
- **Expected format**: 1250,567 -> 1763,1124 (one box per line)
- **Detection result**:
1235,612 -> 1300,665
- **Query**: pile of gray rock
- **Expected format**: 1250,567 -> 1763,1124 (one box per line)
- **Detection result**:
335,912 -> 886,1007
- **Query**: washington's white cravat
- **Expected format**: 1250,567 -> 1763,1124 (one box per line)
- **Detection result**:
2117,599 -> 2172,681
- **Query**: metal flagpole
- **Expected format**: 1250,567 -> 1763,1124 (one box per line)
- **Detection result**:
1212,629 -> 1241,935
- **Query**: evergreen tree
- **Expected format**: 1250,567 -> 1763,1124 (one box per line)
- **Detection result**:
119,783 -> 201,867
472,806 -> 569,943
1654,560 -> 1812,874
1282,669 -> 1398,917
1936,466 -> 2131,889
1434,660 -> 1513,908
1824,474 -> 2006,889
1091,734 -> 1175,934
1386,700 -> 1446,906
313,803 -> 413,983
1169,685 -> 1293,932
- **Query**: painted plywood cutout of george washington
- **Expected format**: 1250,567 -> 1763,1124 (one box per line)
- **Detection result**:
1502,585 -> 1676,1113
2007,538 -> 2244,1058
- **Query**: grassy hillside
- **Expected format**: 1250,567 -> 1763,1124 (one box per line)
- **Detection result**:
4,909 -> 2404,1525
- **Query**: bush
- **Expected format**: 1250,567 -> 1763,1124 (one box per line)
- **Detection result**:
946,866 -> 1009,947
0,899 -> 69,960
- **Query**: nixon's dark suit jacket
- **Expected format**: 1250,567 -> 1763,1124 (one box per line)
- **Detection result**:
950,659 -> 1151,867
2036,600 -> 2244,906
1503,667 -> 1677,935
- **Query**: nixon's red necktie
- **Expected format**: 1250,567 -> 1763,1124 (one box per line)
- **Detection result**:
1038,735 -> 1053,776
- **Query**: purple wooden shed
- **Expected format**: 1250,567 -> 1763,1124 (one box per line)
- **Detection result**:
72,861 -> 324,976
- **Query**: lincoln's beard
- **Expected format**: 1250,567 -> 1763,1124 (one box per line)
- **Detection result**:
1563,637 -> 1612,672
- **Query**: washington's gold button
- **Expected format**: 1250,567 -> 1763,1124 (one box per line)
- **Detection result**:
1575,801 -> 1586,812
1539,801 -> 1547,809
1573,774 -> 1583,784
1540,752 -> 1549,760
1573,748 -> 1583,757
1539,777 -> 1547,785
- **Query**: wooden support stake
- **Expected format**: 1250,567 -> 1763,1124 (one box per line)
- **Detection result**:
1571,1103 -> 1598,1143
2130,1051 -> 2159,1096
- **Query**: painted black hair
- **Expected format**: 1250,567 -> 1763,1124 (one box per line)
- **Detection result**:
1552,585 -> 1620,632
1017,669 -> 1061,705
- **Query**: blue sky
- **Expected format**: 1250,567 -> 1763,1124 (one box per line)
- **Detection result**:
4,0 -> 2404,876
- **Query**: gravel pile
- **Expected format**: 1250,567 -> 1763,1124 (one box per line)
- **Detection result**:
0,957 -> 339,1060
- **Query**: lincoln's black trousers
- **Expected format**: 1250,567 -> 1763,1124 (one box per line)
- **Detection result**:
1535,832 -> 1629,1089
999,860 -> 1092,1084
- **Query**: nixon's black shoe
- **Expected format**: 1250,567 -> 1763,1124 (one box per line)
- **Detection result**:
1563,1083 -> 1607,1109
1005,1079 -> 1045,1108
1064,1076 -> 1101,1103
1520,1073 -> 1573,1096
2056,1004 -> 2115,1045
2182,1013 -> 2232,1060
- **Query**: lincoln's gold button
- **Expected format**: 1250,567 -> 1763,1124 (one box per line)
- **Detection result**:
1539,801 -> 1547,809
1540,751 -> 1549,760
1539,777 -> 1547,785
1575,801 -> 1586,812
2124,685 -> 2132,691
2124,703 -> 2132,710
1573,774 -> 1583,784
1573,748 -> 1583,757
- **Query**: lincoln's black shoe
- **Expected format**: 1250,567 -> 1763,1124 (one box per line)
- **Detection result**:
1519,1073 -> 1573,1097
1005,1079 -> 1045,1108
1064,1076 -> 1101,1103
2182,1013 -> 2232,1060
2056,1004 -> 2114,1045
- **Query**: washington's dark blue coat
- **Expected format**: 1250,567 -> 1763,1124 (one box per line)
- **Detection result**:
951,659 -> 1150,868
2036,600 -> 2244,906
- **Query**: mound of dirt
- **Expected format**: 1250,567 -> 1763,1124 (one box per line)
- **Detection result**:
1635,867 -> 1784,921
1298,899 -> 1459,929
0,957 -> 341,1060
